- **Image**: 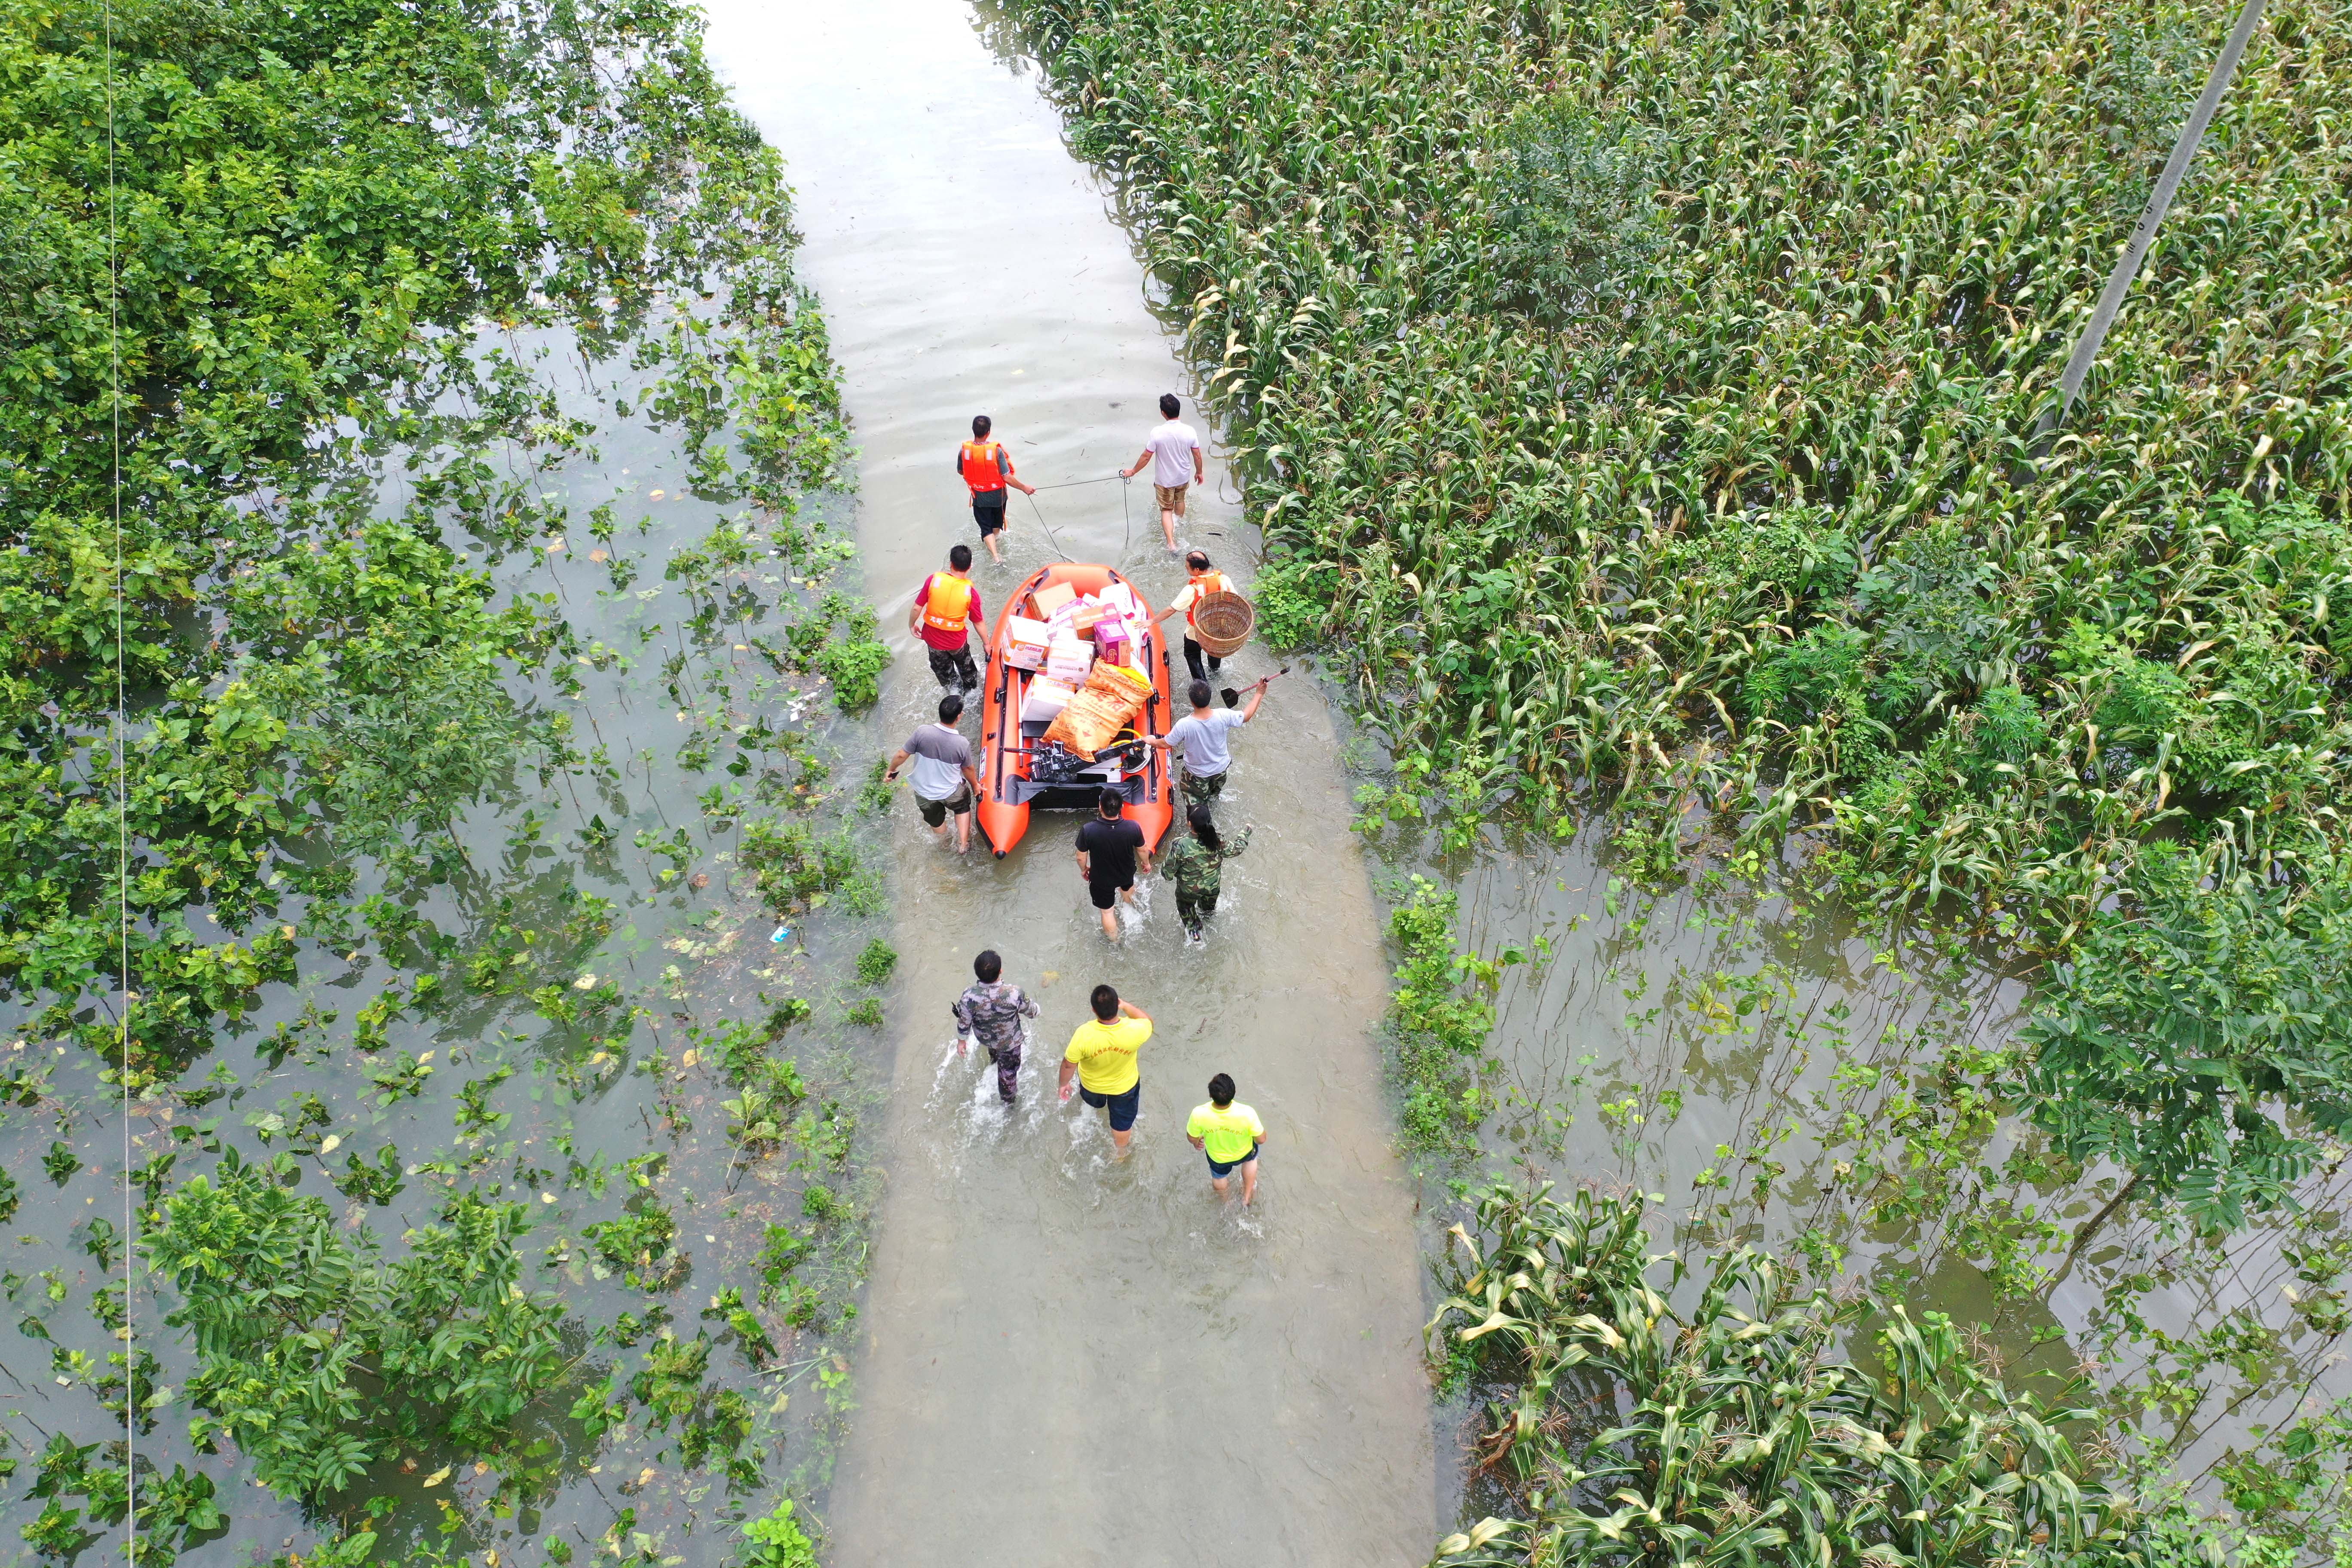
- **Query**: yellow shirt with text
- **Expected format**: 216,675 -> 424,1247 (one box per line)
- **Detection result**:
1186,1100 -> 1265,1163
1064,1015 -> 1152,1095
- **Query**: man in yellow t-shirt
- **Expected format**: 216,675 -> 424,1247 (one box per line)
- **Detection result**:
1058,983 -> 1153,1155
1185,1072 -> 1267,1204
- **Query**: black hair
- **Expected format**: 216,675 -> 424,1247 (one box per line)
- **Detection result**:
1098,787 -> 1125,816
1188,679 -> 1213,709
1208,1072 -> 1235,1107
1188,802 -> 1222,853
938,692 -> 964,723
974,949 -> 1001,983
1185,549 -> 1211,572
972,414 -> 992,438
1158,393 -> 1181,419
949,543 -> 972,571
1090,983 -> 1120,1021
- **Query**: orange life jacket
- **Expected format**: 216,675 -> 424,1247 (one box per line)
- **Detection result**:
922,572 -> 976,636
959,441 -> 1008,495
1184,570 -> 1226,629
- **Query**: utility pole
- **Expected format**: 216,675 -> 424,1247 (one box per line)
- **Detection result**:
2030,0 -> 2269,444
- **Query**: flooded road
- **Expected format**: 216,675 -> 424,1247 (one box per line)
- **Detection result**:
700,3 -> 1437,1563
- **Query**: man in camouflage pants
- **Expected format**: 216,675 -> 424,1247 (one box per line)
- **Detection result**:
952,949 -> 1041,1105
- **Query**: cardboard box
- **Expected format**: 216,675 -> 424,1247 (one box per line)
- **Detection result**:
1004,615 -> 1052,670
1030,581 -> 1077,621
1045,635 -> 1093,683
1095,619 -> 1131,663
1021,676 -> 1077,723
1099,581 -> 1140,618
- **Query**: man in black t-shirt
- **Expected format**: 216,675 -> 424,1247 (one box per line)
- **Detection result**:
1074,787 -> 1151,943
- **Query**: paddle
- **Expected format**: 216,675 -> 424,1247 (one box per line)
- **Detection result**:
1221,666 -> 1290,708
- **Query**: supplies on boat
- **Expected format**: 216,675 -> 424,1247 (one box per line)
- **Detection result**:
1031,581 -> 1078,621
1044,634 -> 1093,683
1094,616 -> 1132,664
1004,615 -> 1052,671
1099,581 -> 1140,618
1021,675 -> 1078,723
1043,659 -> 1153,759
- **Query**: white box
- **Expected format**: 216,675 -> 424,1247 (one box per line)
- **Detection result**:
1099,582 -> 1140,617
1021,677 -> 1077,723
1045,634 -> 1092,682
1004,615 -> 1051,670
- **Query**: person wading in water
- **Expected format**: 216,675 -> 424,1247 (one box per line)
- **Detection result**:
1075,786 -> 1151,942
954,414 -> 1035,565
1186,1072 -> 1266,1204
909,543 -> 982,695
1059,983 -> 1153,1157
883,693 -> 982,854
953,949 -> 1041,1106
1158,802 -> 1250,945
1146,676 -> 1266,807
1118,393 -> 1203,553
1152,548 -> 1229,685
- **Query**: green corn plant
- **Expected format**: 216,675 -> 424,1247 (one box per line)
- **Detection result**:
1425,1183 -> 2125,1568
1006,0 -> 2352,1220
1006,0 -> 2352,959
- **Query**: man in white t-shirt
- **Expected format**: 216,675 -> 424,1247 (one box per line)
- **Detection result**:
1120,392 -> 1204,552
1146,676 -> 1266,805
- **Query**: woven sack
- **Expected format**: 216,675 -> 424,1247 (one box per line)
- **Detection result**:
1042,662 -> 1151,760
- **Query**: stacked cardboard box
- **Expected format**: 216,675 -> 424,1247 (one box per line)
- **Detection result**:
1021,676 -> 1077,723
1044,634 -> 1093,683
1004,615 -> 1052,670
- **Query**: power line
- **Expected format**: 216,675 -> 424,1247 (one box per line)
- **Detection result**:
2031,0 -> 2269,444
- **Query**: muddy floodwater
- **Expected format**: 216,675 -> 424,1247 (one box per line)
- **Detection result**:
701,3 -> 1438,1562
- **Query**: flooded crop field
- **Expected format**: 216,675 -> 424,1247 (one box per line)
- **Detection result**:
11,0 -> 2352,1562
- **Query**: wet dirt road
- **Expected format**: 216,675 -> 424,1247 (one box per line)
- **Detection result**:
700,2 -> 1437,1562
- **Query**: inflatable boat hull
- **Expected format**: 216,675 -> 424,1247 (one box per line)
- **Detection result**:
975,563 -> 1174,860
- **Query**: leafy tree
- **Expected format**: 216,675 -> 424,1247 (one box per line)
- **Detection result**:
1484,100 -> 1665,326
145,1154 -> 567,1499
2023,858 -> 2352,1231
144,1155 -> 384,1497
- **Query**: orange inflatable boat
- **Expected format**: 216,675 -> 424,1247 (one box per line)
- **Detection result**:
976,563 -> 1175,860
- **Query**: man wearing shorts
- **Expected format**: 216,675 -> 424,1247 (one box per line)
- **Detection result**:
1148,677 -> 1265,807
1074,787 -> 1150,942
910,543 -> 983,694
1120,392 -> 1204,553
1059,984 -> 1153,1156
883,694 -> 981,853
954,414 -> 1035,565
1186,1072 -> 1266,1204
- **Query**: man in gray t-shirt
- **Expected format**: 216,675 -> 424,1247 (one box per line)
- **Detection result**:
884,694 -> 982,852
1148,677 -> 1266,806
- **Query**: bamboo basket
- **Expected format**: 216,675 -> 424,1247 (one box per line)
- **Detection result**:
1190,589 -> 1255,658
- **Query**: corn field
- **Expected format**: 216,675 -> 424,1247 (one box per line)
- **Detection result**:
1424,1184 -> 2139,1568
1010,0 -> 2352,952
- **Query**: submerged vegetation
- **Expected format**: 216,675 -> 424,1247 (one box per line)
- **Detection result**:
1427,1186 -> 2123,1565
1004,0 -> 2352,1556
1014,0 -> 2352,1213
2,0 -> 884,1560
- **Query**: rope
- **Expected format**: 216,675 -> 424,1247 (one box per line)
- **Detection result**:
1021,490 -> 1071,559
1026,475 -> 1122,492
